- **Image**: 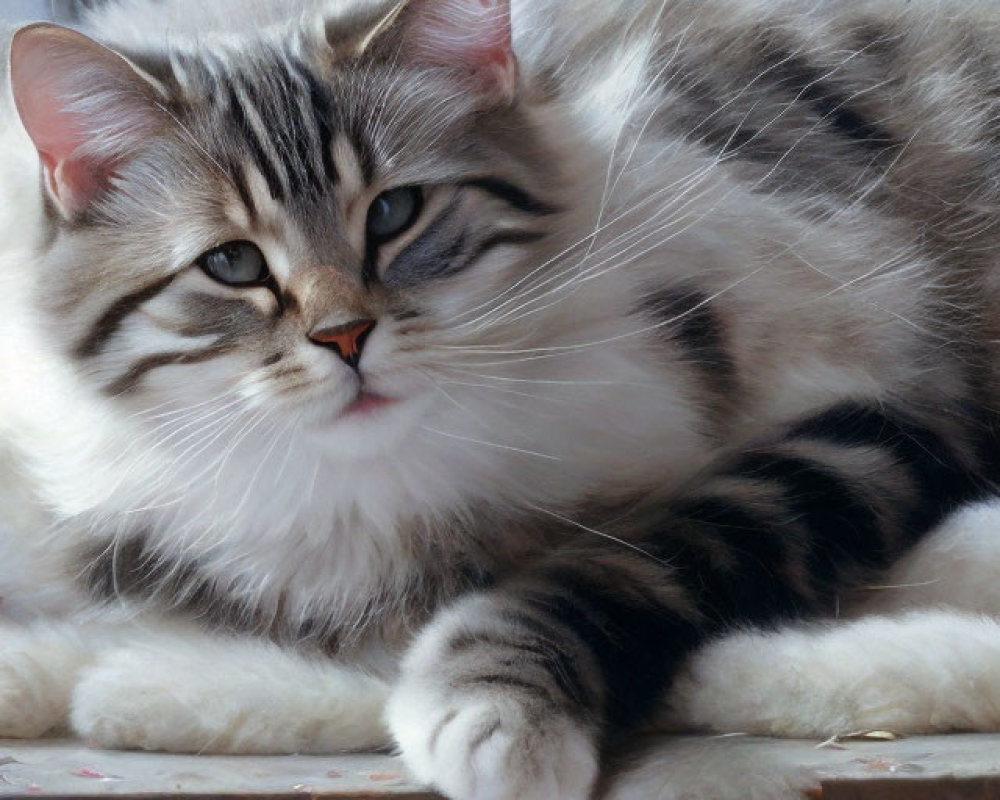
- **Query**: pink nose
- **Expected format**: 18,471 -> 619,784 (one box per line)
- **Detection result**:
309,319 -> 376,368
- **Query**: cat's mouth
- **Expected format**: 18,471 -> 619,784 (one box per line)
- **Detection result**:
341,390 -> 398,419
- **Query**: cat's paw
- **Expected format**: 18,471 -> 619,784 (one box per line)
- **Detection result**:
0,622 -> 89,738
71,634 -> 391,754
387,602 -> 599,800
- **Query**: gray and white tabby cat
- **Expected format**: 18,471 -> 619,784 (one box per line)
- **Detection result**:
6,0 -> 1000,797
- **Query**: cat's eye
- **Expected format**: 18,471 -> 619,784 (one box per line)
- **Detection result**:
366,187 -> 424,243
197,241 -> 270,286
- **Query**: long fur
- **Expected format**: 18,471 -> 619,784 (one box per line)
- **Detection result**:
4,2 -> 1000,799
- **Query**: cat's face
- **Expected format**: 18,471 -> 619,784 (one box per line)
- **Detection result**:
11,0 -> 586,466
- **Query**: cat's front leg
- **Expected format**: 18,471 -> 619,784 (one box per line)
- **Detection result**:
0,620 -> 97,738
388,401 -> 984,800
70,628 -> 391,754
387,590 -> 606,800
387,546 -> 707,800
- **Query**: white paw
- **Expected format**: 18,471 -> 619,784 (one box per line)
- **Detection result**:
387,602 -> 599,800
0,622 -> 89,738
71,634 -> 391,754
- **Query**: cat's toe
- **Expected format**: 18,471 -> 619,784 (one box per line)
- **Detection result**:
387,604 -> 599,800
389,684 -> 597,800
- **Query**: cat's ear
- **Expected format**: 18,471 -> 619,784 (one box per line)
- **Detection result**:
400,0 -> 518,99
339,0 -> 517,100
9,24 -> 167,220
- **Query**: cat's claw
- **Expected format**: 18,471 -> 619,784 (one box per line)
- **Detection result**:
387,608 -> 599,800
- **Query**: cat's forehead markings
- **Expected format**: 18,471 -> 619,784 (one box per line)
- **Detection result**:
242,163 -> 287,236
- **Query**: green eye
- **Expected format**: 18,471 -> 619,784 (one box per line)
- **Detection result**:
197,241 -> 270,286
366,187 -> 423,243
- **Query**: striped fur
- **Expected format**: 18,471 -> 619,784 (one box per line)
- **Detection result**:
4,1 -> 1000,798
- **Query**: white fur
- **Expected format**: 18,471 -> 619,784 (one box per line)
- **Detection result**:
386,596 -> 599,800
72,630 -> 390,754
670,609 -> 1000,738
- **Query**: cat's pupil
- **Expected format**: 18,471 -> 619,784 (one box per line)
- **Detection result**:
367,187 -> 423,242
197,241 -> 269,286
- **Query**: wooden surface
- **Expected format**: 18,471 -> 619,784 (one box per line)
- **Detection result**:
0,735 -> 999,798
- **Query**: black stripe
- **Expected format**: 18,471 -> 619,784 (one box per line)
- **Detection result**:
241,65 -> 308,199
74,274 -> 177,358
468,721 -> 503,755
288,58 -> 339,188
525,567 -> 700,733
225,79 -> 287,202
265,62 -> 317,198
728,452 -> 890,589
456,673 -> 559,707
770,53 -> 895,150
447,626 -> 594,709
105,347 -> 227,396
644,287 -> 739,409
665,497 -> 807,624
82,535 -> 254,631
462,178 -> 558,216
788,403 -> 981,540
460,230 -> 548,272
227,158 -> 258,219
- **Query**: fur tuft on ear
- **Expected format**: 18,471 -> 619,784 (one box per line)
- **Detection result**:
400,0 -> 518,99
9,24 -> 166,220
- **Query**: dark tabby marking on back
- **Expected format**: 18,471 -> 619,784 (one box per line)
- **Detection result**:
662,496 -> 806,625
644,287 -> 739,421
434,402 -> 988,737
757,42 -> 897,151
788,404 -> 984,541
728,453 -> 890,584
74,274 -> 177,359
657,29 -> 903,205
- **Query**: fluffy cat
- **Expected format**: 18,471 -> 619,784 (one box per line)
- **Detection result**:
5,0 -> 1000,798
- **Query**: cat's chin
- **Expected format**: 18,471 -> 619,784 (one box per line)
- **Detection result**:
297,386 -> 435,456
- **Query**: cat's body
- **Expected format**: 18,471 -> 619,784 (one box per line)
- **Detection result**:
4,0 -> 1000,798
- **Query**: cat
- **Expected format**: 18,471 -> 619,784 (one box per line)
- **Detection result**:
5,0 -> 1000,798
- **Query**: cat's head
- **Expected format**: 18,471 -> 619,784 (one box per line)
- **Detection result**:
7,0 -> 657,524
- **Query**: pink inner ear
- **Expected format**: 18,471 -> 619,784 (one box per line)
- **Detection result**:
10,24 -> 162,217
403,0 -> 517,95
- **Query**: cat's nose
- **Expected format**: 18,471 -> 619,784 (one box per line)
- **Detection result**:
309,319 -> 376,369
